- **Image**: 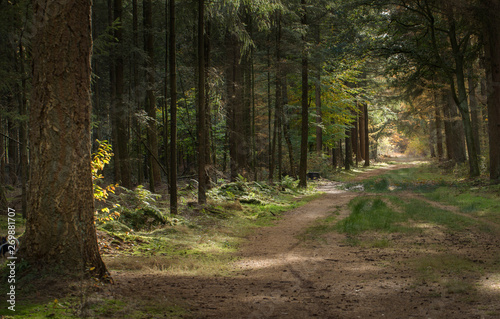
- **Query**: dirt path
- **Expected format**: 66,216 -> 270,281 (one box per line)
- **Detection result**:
110,164 -> 500,318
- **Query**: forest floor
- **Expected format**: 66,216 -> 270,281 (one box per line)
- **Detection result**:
105,160 -> 500,319
2,159 -> 500,318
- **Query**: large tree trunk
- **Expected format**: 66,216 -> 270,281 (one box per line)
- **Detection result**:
298,0 -> 309,188
23,0 -> 108,278
483,0 -> 500,181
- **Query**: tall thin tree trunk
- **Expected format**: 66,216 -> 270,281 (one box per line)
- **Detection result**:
133,0 -> 143,185
275,11 -> 283,181
315,25 -> 322,155
433,88 -> 444,160
298,0 -> 309,188
16,39 -> 28,218
363,103 -> 370,167
197,0 -> 207,204
7,107 -> 18,186
204,20 -> 212,173
448,22 -> 479,176
114,0 -> 131,188
483,0 -> 500,181
282,77 -> 295,177
267,44 -> 273,180
226,33 -> 243,181
445,93 -> 466,162
352,112 -> 360,166
144,0 -> 161,190
345,131 -> 351,171
359,104 -> 366,161
169,0 -> 178,213
468,70 -> 481,157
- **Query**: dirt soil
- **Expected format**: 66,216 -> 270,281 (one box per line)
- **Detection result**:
108,163 -> 500,318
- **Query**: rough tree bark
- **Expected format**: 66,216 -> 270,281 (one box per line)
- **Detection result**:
23,0 -> 108,278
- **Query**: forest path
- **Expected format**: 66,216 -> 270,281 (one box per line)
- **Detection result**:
110,162 -> 500,319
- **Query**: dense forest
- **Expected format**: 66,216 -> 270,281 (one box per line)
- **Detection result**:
0,0 -> 500,311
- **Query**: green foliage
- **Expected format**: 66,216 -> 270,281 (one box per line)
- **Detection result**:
92,140 -> 116,201
279,175 -> 299,190
401,198 -> 476,231
97,186 -> 167,231
92,140 -> 120,223
99,219 -> 132,233
424,187 -> 500,225
117,185 -> 162,210
0,296 -> 186,319
120,207 -> 167,231
363,177 -> 390,192
337,197 -> 404,235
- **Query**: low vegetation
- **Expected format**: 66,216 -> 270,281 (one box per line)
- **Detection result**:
301,161 -> 500,299
0,176 -> 319,318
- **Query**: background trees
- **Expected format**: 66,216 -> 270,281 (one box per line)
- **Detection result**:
0,0 -> 497,243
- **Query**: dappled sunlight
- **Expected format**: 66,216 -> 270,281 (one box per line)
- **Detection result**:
234,254 -> 325,271
479,274 -> 500,293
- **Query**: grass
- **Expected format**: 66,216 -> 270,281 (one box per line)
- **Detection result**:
0,180 -> 321,318
401,198 -> 478,231
336,197 -> 406,235
298,212 -> 339,242
340,164 -> 456,193
425,186 -> 500,225
304,192 -> 484,248
339,162 -> 500,229
0,297 -> 187,318
97,193 -> 322,276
